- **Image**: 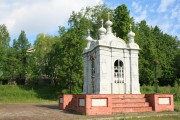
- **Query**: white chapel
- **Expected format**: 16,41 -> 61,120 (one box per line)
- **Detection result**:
83,15 -> 140,94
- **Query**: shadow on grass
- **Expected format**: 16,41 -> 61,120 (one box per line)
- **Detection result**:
18,85 -> 62,101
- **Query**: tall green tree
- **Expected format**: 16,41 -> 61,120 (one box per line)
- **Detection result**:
0,24 -> 11,83
28,34 -> 56,84
113,4 -> 134,41
135,20 -> 156,85
13,31 -> 31,84
152,27 -> 178,85
134,21 -> 179,86
57,28 -> 85,93
68,4 -> 111,39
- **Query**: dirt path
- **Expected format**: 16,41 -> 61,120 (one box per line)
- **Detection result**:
0,104 -> 86,120
0,104 -> 179,120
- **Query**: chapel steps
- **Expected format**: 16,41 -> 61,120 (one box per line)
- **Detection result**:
112,98 -> 147,103
112,102 -> 150,107
112,107 -> 152,113
112,94 -> 152,113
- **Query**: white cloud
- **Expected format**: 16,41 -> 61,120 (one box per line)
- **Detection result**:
0,0 -> 103,42
133,10 -> 147,22
158,0 -> 175,12
170,24 -> 180,38
170,3 -> 180,19
132,2 -> 142,13
159,22 -> 172,33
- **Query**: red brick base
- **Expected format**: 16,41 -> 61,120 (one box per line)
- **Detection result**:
145,94 -> 174,112
58,94 -> 174,115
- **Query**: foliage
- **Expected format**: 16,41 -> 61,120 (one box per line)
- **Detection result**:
135,21 -> 155,85
27,34 -> 57,84
12,31 -> 31,84
0,24 -> 11,81
135,21 -> 179,86
113,4 -> 134,41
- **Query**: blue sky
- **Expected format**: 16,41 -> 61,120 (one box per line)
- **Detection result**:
105,0 -> 180,39
0,0 -> 179,45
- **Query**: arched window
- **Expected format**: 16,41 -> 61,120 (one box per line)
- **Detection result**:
114,60 -> 124,83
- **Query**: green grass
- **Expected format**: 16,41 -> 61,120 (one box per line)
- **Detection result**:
121,115 -> 180,120
0,85 -> 61,103
175,101 -> 180,112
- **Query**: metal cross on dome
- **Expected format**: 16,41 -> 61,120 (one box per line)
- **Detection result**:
130,24 -> 132,31
108,12 -> 110,20
100,19 -> 104,27
87,29 -> 90,36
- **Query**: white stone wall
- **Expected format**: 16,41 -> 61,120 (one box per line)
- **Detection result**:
129,50 -> 140,94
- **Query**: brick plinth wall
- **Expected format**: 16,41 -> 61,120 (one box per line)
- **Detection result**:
145,94 -> 174,112
58,94 -> 174,115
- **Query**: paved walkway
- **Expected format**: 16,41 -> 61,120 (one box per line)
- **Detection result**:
0,104 -> 179,120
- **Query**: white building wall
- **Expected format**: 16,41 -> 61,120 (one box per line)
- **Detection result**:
83,21 -> 140,94
99,47 -> 112,94
124,50 -> 130,94
129,50 -> 140,94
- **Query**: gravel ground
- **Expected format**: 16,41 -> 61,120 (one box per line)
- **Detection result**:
0,104 -> 179,120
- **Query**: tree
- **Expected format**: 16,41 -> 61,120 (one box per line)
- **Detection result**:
57,28 -> 85,93
28,34 -> 57,84
134,21 -> 179,86
174,41 -> 180,84
135,20 -> 156,85
113,4 -> 134,41
0,24 -> 11,83
13,31 -> 31,84
68,4 -> 112,39
151,26 -> 178,86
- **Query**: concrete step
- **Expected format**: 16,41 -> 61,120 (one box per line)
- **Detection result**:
112,102 -> 149,107
112,94 -> 145,99
112,98 -> 146,103
112,107 -> 152,113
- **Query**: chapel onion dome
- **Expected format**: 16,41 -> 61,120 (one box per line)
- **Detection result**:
127,24 -> 135,38
99,19 -> 106,34
127,31 -> 135,38
98,26 -> 106,34
105,20 -> 113,27
86,29 -> 93,41
86,34 -> 93,41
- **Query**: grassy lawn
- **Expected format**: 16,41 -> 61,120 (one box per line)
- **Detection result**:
0,85 -> 60,104
175,101 -> 180,112
122,115 -> 180,120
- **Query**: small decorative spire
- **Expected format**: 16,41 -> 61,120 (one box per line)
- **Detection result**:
99,19 -> 106,36
87,29 -> 90,36
86,29 -> 93,41
127,24 -> 135,43
108,12 -> 110,20
101,19 -> 104,27
86,29 -> 93,49
105,12 -> 113,34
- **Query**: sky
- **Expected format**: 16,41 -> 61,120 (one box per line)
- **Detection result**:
0,0 -> 179,45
